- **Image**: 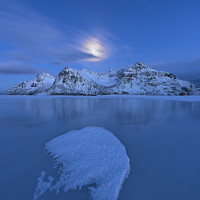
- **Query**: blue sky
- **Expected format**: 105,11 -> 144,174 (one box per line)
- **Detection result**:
0,0 -> 200,89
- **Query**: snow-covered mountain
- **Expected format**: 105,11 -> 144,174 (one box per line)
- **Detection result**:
6,72 -> 55,95
191,79 -> 200,87
105,62 -> 200,95
46,67 -> 100,95
5,62 -> 200,95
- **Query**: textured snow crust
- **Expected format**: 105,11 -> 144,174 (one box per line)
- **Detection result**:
34,127 -> 130,200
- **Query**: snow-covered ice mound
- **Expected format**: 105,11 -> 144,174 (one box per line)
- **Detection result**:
34,127 -> 130,200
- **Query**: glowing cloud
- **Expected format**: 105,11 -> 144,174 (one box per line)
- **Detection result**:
82,38 -> 106,61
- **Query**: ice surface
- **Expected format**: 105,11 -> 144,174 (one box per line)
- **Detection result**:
34,127 -> 130,200
2,94 -> 200,102
1,96 -> 200,200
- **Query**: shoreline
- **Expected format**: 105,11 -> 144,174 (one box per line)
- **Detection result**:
1,94 -> 200,102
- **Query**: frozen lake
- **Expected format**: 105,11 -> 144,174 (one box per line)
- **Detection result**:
0,95 -> 200,200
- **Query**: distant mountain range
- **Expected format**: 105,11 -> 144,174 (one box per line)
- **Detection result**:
4,62 -> 200,96
190,79 -> 200,88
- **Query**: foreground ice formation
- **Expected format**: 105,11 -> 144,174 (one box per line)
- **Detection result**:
34,127 -> 130,200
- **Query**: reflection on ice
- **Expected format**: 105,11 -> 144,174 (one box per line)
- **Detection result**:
7,97 -> 200,126
34,127 -> 130,200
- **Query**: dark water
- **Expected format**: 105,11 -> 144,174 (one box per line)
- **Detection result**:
0,96 -> 200,200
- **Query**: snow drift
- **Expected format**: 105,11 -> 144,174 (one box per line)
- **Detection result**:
34,127 -> 130,200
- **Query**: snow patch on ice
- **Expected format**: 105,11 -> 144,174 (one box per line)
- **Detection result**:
34,171 -> 54,200
34,127 -> 130,200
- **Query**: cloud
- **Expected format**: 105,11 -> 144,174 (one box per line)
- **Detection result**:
0,2 -> 112,74
53,51 -> 100,64
151,59 -> 200,80
0,61 -> 41,74
5,51 -> 36,62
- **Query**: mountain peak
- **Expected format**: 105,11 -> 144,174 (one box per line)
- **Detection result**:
6,72 -> 55,95
62,66 -> 79,73
5,62 -> 200,96
135,61 -> 146,66
36,72 -> 54,78
81,68 -> 89,72
133,62 -> 150,69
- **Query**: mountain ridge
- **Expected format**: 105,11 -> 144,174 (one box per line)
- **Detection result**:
4,62 -> 200,96
5,72 -> 55,95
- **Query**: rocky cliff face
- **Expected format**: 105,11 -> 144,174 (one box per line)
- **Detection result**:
106,62 -> 199,95
46,67 -> 100,95
5,62 -> 200,96
6,72 -> 55,95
